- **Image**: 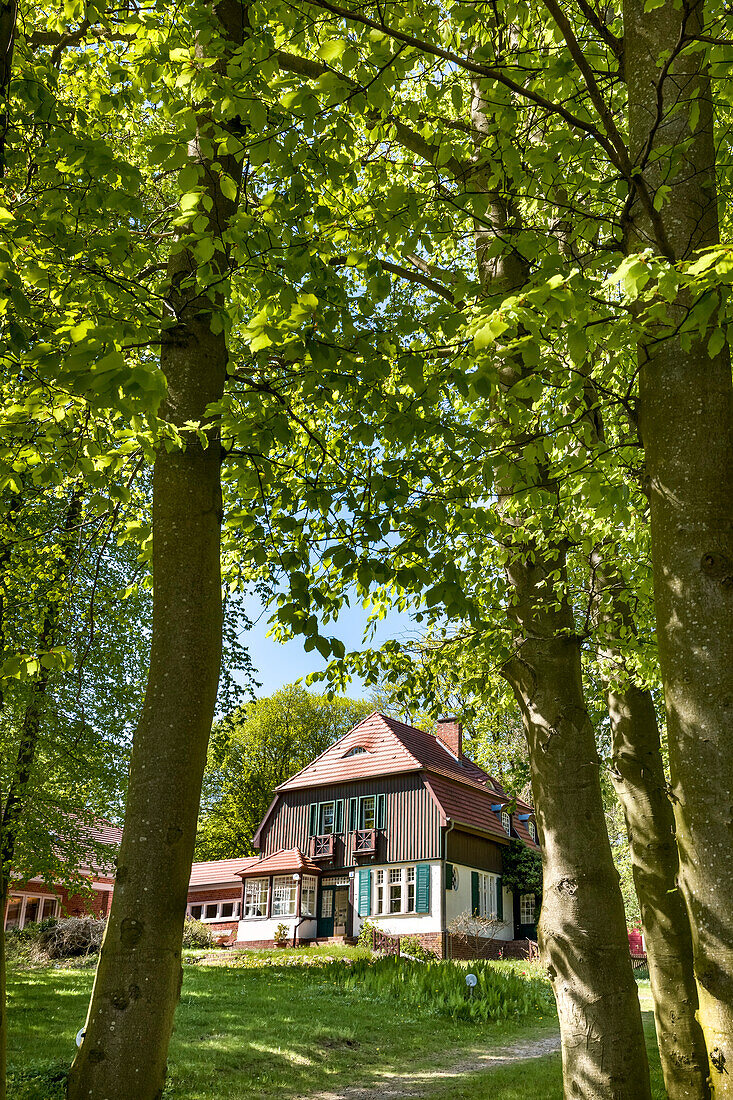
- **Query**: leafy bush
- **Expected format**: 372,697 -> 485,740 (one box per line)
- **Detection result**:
325,955 -> 554,1023
273,922 -> 290,945
356,920 -> 378,950
399,935 -> 437,962
181,917 -> 216,949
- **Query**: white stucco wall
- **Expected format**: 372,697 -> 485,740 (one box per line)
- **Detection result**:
352,861 -> 442,937
236,916 -> 317,943
445,862 -> 514,940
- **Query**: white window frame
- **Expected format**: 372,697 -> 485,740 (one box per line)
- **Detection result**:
374,866 -> 418,915
477,872 -> 499,919
301,875 -> 317,917
528,821 -> 537,842
501,810 -> 511,834
187,899 -> 241,923
520,893 -> 536,924
319,801 -> 336,834
243,878 -> 269,919
272,875 -> 297,918
4,893 -> 59,930
359,795 -> 376,830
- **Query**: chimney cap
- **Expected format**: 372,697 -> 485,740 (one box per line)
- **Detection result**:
437,715 -> 460,723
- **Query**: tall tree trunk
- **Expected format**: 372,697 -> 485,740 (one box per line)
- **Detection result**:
470,75 -> 652,1097
67,5 -> 246,1097
592,553 -> 710,1100
624,0 -> 733,1088
0,486 -> 82,1100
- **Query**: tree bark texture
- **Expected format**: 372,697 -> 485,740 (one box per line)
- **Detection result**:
624,1 -> 733,1088
470,76 -> 652,1100
502,550 -> 651,1100
592,554 -> 710,1100
67,4 -> 246,1097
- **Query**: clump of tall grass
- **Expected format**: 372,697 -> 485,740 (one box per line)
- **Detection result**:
324,956 -> 554,1022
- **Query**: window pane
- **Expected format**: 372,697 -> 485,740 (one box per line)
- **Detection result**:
320,802 -> 335,834
23,897 -> 41,925
221,902 -> 234,918
205,903 -> 218,920
41,898 -> 58,921
360,796 -> 376,830
5,897 -> 22,929
244,878 -> 269,918
272,876 -> 296,917
190,904 -> 203,920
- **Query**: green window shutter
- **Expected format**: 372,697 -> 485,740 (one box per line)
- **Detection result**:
335,799 -> 345,833
496,876 -> 503,921
357,868 -> 372,917
445,863 -> 453,891
308,803 -> 318,836
416,863 -> 431,913
471,871 -> 479,916
349,798 -> 358,831
376,793 -> 386,829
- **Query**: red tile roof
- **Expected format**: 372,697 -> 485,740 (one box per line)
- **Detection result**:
277,712 -> 498,792
189,857 -> 259,888
425,775 -> 510,841
237,847 -> 321,878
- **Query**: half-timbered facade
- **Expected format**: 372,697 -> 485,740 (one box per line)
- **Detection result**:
234,712 -> 541,957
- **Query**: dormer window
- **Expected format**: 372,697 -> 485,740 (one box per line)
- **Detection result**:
343,746 -> 368,757
502,810 -> 511,834
529,821 -> 537,842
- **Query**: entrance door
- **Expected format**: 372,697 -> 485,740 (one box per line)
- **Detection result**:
333,887 -> 349,936
317,888 -> 335,937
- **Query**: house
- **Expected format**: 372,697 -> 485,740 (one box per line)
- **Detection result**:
5,714 -> 542,960
3,819 -> 121,930
228,713 -> 541,958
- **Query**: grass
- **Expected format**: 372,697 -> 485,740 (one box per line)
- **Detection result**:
5,956 -> 666,1100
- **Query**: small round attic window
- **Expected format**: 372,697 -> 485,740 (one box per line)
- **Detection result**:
343,746 -> 368,757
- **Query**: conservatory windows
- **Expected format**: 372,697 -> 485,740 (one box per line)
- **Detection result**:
243,878 -> 269,918
272,875 -> 298,917
301,875 -> 317,917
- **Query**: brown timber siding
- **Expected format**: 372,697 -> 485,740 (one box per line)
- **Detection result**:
447,829 -> 504,873
260,774 -> 441,865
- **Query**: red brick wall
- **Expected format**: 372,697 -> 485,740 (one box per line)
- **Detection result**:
446,936 -> 537,961
57,885 -> 113,919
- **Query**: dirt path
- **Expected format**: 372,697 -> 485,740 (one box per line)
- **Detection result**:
301,1032 -> 561,1100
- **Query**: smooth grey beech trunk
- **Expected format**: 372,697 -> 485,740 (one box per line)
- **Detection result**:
470,77 -> 652,1099
66,4 -> 246,1097
591,554 -> 710,1100
624,1 -> 733,1089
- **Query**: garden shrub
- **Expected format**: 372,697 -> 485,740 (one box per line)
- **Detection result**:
325,955 -> 554,1022
399,935 -> 437,962
356,920 -> 377,950
181,917 -> 216,949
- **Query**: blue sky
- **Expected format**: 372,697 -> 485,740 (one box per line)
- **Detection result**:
237,594 -> 417,699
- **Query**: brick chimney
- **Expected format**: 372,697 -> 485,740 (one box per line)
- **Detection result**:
436,716 -> 462,758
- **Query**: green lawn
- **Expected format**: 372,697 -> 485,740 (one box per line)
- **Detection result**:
6,957 -> 666,1100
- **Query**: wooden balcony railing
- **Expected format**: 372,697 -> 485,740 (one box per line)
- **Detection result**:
309,834 -> 335,859
353,828 -> 377,854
